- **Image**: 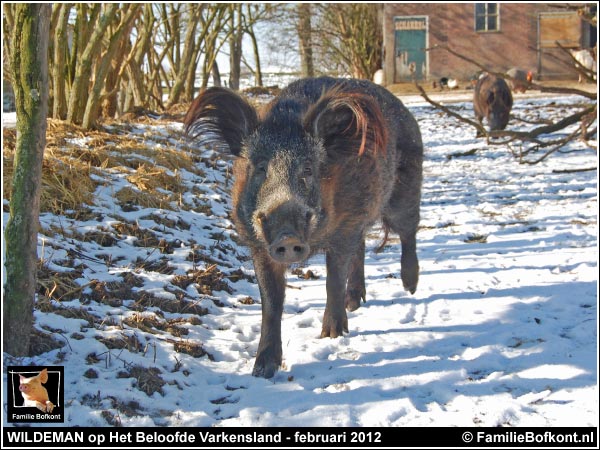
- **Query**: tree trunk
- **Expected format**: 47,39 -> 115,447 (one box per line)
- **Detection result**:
81,5 -> 139,129
166,5 -> 201,108
101,35 -> 130,119
212,60 -> 222,87
199,6 -> 230,89
184,32 -> 204,103
247,26 -> 263,87
123,3 -> 154,112
297,4 -> 314,78
4,4 -> 51,356
228,4 -> 243,90
51,3 -> 71,119
66,4 -> 117,125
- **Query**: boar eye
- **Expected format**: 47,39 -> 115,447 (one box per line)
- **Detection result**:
300,163 -> 313,189
255,161 -> 268,175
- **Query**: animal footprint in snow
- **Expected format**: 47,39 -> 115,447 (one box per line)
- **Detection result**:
399,304 -> 417,324
440,308 -> 451,321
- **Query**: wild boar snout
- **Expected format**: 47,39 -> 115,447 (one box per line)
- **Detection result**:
255,202 -> 315,264
269,234 -> 310,264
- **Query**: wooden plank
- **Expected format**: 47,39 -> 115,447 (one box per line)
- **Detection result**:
539,12 -> 581,48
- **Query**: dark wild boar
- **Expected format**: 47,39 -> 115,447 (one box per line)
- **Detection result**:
473,73 -> 513,132
185,77 -> 423,378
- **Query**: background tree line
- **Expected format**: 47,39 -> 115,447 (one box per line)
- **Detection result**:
2,3 -> 383,130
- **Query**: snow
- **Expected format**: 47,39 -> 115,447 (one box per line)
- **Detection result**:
2,93 -> 598,428
2,111 -> 16,129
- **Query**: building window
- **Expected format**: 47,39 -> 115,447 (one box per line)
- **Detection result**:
475,3 -> 500,32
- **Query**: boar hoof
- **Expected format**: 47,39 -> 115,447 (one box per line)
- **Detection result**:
402,277 -> 418,295
345,286 -> 366,312
320,316 -> 348,338
252,363 -> 278,379
401,259 -> 419,295
252,352 -> 281,378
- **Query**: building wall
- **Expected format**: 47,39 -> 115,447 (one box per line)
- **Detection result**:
383,3 -> 590,84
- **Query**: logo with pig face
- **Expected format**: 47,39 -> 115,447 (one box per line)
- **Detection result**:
7,366 -> 64,423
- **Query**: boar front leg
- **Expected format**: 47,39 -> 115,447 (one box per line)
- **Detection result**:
251,249 -> 287,378
321,238 -> 359,338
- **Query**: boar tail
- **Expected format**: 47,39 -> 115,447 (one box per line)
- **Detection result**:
375,220 -> 391,254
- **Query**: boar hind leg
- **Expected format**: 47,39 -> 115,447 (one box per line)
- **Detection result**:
384,178 -> 421,295
388,214 -> 419,294
252,249 -> 287,378
344,240 -> 366,312
400,234 -> 419,294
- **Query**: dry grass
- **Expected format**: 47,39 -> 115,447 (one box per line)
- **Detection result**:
172,264 -> 233,295
3,114 -> 231,371
35,295 -> 99,326
115,186 -> 167,210
172,339 -> 212,359
84,280 -> 134,307
133,256 -> 174,274
127,164 -> 184,195
3,141 -> 98,218
112,222 -> 160,248
81,229 -> 118,247
37,262 -> 84,302
131,290 -> 208,316
2,117 -> 202,218
122,365 -> 166,397
29,328 -> 64,356
96,332 -> 144,352
122,312 -> 192,338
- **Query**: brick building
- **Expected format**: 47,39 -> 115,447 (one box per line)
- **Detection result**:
382,3 -> 597,83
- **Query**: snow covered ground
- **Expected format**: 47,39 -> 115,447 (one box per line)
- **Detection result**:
2,93 -> 597,428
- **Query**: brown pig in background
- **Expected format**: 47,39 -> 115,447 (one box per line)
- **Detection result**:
473,73 -> 513,133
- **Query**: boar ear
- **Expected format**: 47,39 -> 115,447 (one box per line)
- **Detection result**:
39,368 -> 48,383
184,87 -> 258,156
304,87 -> 388,157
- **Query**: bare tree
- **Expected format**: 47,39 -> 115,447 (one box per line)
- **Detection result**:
1,2 -> 294,128
313,4 -> 383,79
244,4 -> 264,87
228,4 -> 244,90
4,4 -> 51,356
297,4 -> 314,78
165,4 -> 204,108
81,5 -> 140,128
66,5 -> 117,125
198,7 -> 232,90
51,3 -> 71,119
